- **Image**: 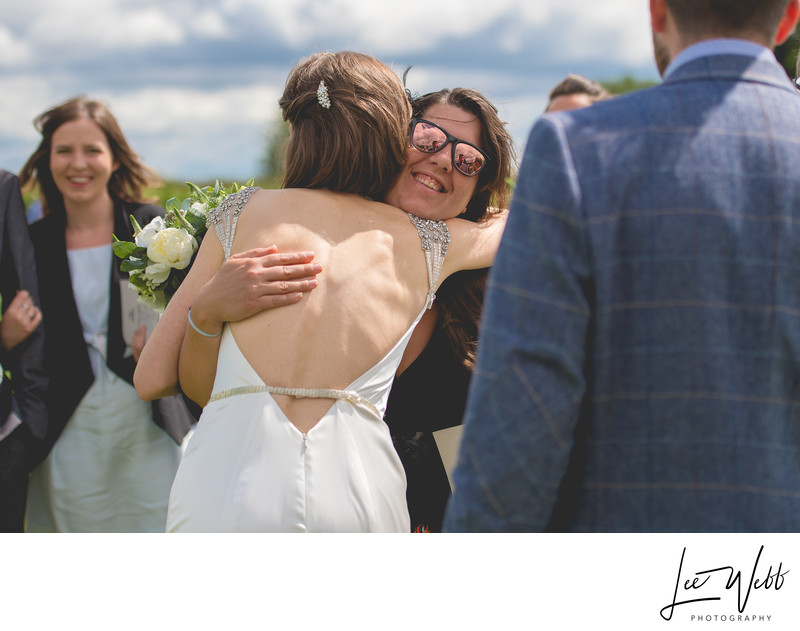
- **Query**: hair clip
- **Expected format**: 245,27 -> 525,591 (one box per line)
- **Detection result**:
317,81 -> 331,109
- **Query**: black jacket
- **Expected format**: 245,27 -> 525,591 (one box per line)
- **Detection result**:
29,199 -> 196,456
0,170 -> 48,441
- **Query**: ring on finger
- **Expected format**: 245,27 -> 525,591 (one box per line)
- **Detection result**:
28,309 -> 36,321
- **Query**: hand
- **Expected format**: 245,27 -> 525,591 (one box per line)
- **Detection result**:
190,246 -> 321,330
0,290 -> 42,351
131,324 -> 147,363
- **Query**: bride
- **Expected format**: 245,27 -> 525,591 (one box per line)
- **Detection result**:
155,51 -> 505,532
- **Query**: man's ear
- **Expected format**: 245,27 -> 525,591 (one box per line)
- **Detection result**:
775,0 -> 800,45
650,0 -> 669,34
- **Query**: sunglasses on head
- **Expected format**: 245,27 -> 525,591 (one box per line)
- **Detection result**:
410,118 -> 489,177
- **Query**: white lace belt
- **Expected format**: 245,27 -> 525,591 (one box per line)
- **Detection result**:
207,385 -> 382,421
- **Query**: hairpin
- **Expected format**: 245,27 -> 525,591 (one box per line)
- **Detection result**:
317,80 -> 331,109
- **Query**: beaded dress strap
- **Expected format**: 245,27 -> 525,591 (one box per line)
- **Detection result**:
207,186 -> 260,260
407,213 -> 451,309
207,385 -> 382,421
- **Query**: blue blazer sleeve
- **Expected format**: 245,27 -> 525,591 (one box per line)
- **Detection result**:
444,116 -> 593,531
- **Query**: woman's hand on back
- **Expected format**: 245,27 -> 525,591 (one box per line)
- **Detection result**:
189,246 -> 322,329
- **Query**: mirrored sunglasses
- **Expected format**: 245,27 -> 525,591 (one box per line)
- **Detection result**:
410,118 -> 488,177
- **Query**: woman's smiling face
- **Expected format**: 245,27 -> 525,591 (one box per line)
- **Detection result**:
49,116 -> 118,207
385,102 -> 482,221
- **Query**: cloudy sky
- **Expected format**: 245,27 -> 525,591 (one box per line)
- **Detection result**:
1,0 -> 658,182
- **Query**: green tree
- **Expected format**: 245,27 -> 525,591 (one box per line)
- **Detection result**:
600,75 -> 659,95
774,23 -> 800,78
261,113 -> 290,189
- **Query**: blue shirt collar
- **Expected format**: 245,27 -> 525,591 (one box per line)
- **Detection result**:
664,39 -> 776,79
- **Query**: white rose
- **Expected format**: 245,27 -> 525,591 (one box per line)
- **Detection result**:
143,262 -> 172,284
147,227 -> 198,271
134,216 -> 165,247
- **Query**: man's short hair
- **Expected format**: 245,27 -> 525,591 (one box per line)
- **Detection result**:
665,0 -> 790,40
547,74 -> 611,104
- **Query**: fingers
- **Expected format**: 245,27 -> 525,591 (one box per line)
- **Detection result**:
259,250 -> 318,268
13,290 -> 32,304
260,258 -> 322,281
27,307 -> 42,330
229,245 -> 280,260
9,290 -> 32,312
273,262 -> 323,280
260,277 -> 318,296
262,292 -> 306,308
0,294 -> 41,350
12,291 -> 41,329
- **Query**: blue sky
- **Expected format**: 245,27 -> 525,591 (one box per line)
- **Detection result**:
1,0 -> 659,182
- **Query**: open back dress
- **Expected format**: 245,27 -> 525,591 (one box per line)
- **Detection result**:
165,189 -> 449,532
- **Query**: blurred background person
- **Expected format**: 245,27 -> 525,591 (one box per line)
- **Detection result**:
545,73 -> 611,112
18,96 -> 196,532
0,169 -> 48,532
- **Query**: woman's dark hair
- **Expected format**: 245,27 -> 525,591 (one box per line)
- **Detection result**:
279,51 -> 410,200
411,87 -> 514,222
411,88 -> 516,369
19,95 -> 161,217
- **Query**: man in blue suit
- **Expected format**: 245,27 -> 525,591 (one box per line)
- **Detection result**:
445,0 -> 800,532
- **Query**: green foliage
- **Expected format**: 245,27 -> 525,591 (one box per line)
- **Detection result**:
110,237 -> 142,260
261,113 -> 290,189
775,25 -> 800,78
115,180 -> 254,310
146,180 -> 190,207
600,75 -> 659,95
146,177 -> 269,208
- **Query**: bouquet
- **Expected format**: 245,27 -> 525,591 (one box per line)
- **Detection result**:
113,180 -> 253,311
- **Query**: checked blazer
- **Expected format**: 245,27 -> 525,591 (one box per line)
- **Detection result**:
445,52 -> 800,532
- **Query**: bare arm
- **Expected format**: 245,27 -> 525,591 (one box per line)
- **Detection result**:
441,209 -> 508,281
134,235 -> 222,400
174,232 -> 226,406
134,240 -> 321,401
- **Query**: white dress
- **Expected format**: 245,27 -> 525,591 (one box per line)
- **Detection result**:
25,245 -> 181,533
166,189 -> 449,532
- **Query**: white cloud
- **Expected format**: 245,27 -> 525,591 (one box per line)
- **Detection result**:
27,2 -> 184,55
0,25 -> 32,67
1,0 -> 658,179
0,77 -> 58,142
110,84 -> 281,135
206,0 -> 651,64
107,83 -> 284,179
190,8 -> 232,40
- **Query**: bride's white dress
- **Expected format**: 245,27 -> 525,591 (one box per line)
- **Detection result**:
165,189 -> 448,532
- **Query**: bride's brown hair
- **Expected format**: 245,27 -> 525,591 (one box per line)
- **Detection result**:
279,51 -> 410,200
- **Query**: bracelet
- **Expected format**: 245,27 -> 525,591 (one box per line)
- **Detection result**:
187,308 -> 223,338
